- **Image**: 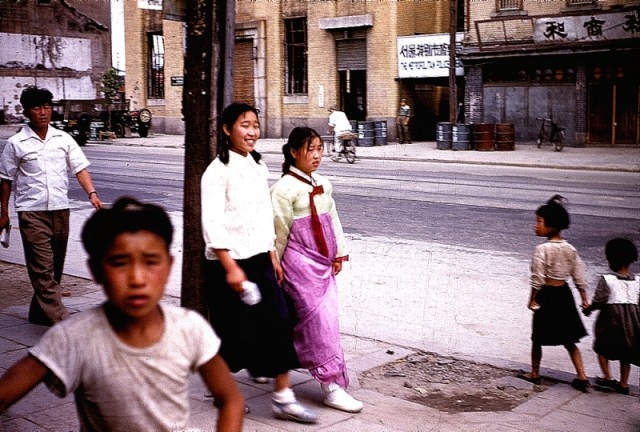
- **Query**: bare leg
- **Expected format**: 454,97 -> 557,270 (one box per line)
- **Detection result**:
597,354 -> 612,380
531,343 -> 542,377
274,372 -> 290,392
619,361 -> 631,388
565,343 -> 587,380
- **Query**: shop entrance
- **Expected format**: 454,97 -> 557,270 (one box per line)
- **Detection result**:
339,70 -> 366,121
587,65 -> 638,145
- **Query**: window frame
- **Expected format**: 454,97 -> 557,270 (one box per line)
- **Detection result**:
148,32 -> 165,100
496,0 -> 522,12
284,17 -> 308,96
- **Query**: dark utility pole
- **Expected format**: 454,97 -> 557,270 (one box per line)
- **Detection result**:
181,0 -> 233,314
449,0 -> 458,124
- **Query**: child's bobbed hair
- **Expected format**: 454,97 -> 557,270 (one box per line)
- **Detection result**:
216,102 -> 261,165
281,126 -> 322,175
605,237 -> 638,271
81,197 -> 174,263
536,194 -> 570,230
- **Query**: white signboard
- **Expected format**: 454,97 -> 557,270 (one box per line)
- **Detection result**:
533,10 -> 640,43
138,0 -> 162,11
397,33 -> 464,79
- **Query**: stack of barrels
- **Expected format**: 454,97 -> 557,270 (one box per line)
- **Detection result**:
436,122 -> 515,151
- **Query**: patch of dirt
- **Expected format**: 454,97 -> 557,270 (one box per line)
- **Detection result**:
358,351 -> 549,413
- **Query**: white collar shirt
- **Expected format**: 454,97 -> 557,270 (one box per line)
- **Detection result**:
201,151 -> 276,260
0,124 -> 90,211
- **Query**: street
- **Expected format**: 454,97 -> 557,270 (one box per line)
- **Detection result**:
82,145 -> 639,264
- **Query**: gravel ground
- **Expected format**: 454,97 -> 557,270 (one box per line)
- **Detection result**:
0,261 -> 100,310
359,350 -> 551,413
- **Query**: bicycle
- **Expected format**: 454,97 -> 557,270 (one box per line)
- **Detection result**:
536,117 -> 565,152
328,132 -> 357,164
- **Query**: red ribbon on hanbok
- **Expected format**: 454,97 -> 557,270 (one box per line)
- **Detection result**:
287,171 -> 329,257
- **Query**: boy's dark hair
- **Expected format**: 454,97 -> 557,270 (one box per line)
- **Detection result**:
217,102 -> 261,165
605,238 -> 638,272
20,86 -> 54,111
281,126 -> 322,175
81,197 -> 173,264
536,194 -> 570,230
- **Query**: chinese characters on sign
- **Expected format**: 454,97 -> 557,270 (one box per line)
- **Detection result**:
533,10 -> 640,43
397,33 -> 464,79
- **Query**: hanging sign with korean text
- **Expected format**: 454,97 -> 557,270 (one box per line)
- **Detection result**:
397,33 -> 464,79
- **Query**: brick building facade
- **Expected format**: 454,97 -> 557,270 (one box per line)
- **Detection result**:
122,0 -> 459,140
0,0 -> 111,123
463,0 -> 640,146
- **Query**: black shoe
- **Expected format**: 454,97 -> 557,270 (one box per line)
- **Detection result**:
517,370 -> 541,385
616,384 -> 630,395
594,377 -> 618,392
571,378 -> 590,393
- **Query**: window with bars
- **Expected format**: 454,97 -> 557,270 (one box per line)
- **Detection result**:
284,17 -> 308,95
148,33 -> 164,99
496,0 -> 522,11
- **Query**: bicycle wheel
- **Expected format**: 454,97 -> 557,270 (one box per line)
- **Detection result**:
345,149 -> 356,164
344,141 -> 356,164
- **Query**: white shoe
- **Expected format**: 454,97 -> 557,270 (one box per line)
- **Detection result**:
272,400 -> 318,423
323,387 -> 363,413
252,376 -> 269,384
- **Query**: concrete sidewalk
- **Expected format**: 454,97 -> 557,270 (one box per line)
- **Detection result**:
1,128 -> 639,431
1,263 -> 637,432
89,129 -> 639,172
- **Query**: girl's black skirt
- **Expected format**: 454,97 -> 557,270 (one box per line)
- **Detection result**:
532,284 -> 587,346
205,252 -> 299,377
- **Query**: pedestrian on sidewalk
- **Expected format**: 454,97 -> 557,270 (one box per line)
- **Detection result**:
0,86 -> 103,327
0,197 -> 245,431
396,98 -> 412,144
519,195 -> 591,392
271,127 -> 363,413
583,237 -> 640,395
201,102 -> 318,424
327,105 -> 352,155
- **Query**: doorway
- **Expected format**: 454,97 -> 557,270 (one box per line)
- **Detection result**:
587,65 -> 639,145
339,70 -> 366,121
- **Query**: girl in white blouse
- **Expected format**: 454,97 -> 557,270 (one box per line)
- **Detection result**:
201,103 -> 317,424
518,195 -> 590,392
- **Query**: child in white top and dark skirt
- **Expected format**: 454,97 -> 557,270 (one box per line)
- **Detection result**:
518,195 -> 591,392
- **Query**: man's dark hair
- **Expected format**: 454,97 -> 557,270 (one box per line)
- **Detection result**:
20,86 -> 54,111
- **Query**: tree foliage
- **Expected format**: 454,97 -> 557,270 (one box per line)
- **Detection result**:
101,67 -> 124,105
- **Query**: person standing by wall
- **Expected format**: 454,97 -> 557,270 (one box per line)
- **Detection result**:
396,98 -> 412,144
0,86 -> 103,326
327,106 -> 352,154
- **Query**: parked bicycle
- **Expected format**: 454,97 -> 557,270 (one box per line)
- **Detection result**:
328,132 -> 357,164
536,117 -> 565,152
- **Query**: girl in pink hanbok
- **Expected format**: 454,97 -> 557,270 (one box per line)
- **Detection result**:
271,127 -> 363,413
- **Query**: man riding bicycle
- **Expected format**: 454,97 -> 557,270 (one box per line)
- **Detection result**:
328,106 -> 352,155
